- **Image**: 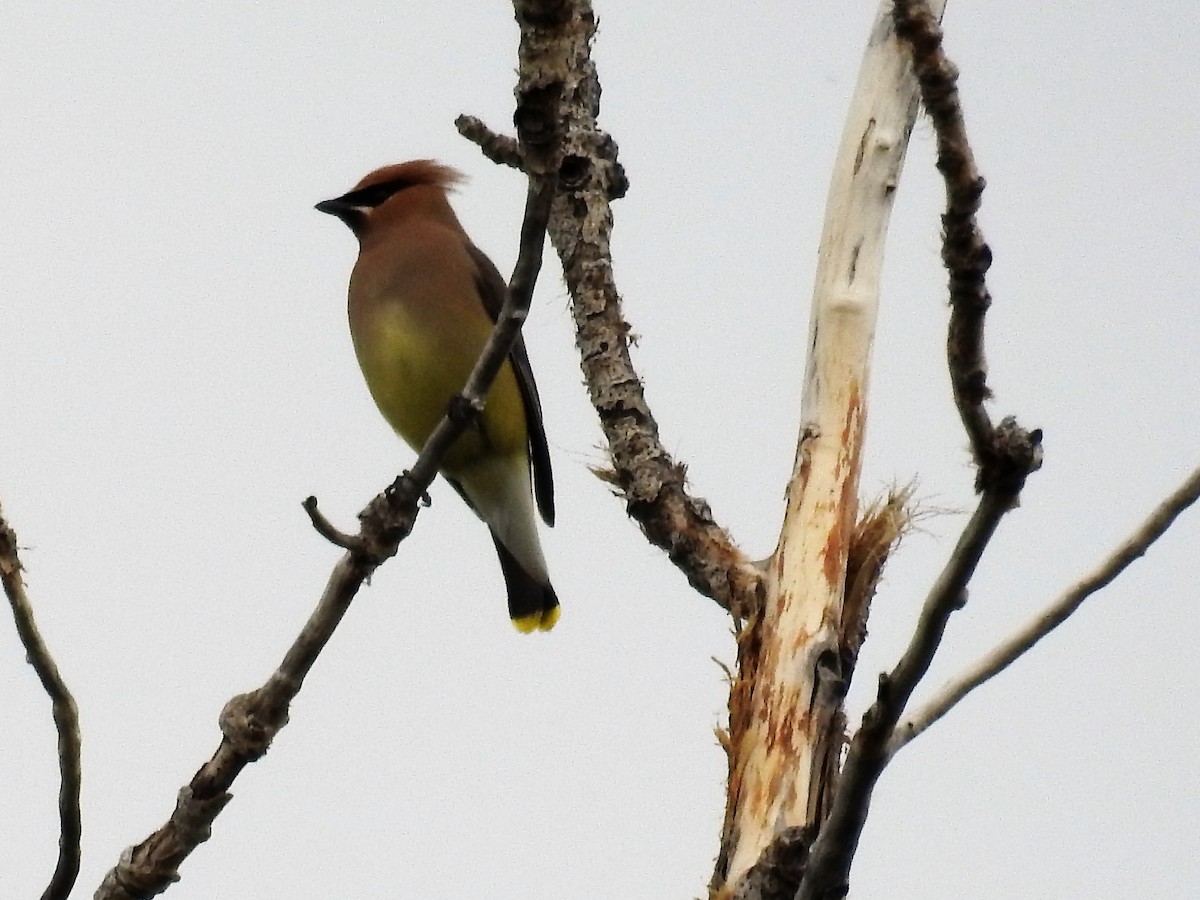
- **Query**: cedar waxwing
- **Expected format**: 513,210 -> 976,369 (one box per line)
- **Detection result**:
316,160 -> 559,632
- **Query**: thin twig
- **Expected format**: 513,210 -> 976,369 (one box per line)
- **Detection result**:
0,504 -> 82,900
402,175 -> 555,498
892,464 -> 1200,754
302,496 -> 363,553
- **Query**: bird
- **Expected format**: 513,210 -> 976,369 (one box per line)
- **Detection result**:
316,160 -> 559,632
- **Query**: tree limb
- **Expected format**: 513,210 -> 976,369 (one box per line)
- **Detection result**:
892,464 -> 1200,754
715,0 -> 944,892
462,0 -> 763,618
894,0 -> 1032,486
0,504 -> 81,900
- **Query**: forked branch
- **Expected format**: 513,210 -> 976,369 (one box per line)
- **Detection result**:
893,464 -> 1200,753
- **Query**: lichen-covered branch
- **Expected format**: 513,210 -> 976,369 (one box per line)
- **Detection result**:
462,0 -> 762,618
1,504 -> 81,900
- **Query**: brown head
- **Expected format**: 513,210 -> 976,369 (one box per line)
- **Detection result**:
315,160 -> 466,241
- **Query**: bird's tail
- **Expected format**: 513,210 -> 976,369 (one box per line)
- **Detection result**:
448,455 -> 559,633
490,530 -> 560,632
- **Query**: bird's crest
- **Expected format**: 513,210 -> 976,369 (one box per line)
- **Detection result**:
352,160 -> 465,195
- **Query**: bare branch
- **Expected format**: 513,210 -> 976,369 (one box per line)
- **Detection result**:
466,0 -> 762,618
716,0 -> 941,890
0,504 -> 82,900
899,0 -> 990,446
98,194 -> 557,896
893,0 -> 1038,490
892,464 -> 1200,753
94,552 -> 363,899
404,175 -> 557,501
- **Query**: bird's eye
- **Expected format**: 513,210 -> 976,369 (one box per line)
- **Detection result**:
342,178 -> 412,209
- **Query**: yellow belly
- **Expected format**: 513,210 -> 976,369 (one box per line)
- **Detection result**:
351,300 -> 528,474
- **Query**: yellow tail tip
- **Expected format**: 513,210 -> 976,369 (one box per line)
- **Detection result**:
512,606 -> 560,633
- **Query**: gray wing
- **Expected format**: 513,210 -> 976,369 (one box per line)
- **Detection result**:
466,241 -> 555,527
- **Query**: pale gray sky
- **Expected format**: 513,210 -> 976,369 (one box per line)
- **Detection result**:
3,2 -> 1198,898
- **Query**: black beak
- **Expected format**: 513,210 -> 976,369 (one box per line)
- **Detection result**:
315,197 -> 353,217
315,195 -> 367,237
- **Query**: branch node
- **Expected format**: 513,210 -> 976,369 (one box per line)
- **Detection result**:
447,392 -> 485,426
219,690 -> 288,761
976,416 -> 1044,495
